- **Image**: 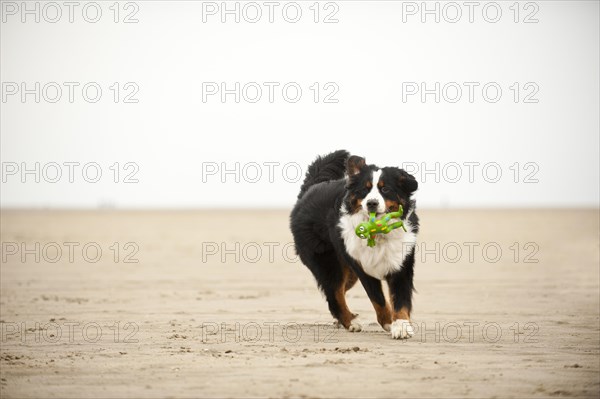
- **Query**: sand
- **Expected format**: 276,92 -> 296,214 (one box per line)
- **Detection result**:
0,209 -> 598,398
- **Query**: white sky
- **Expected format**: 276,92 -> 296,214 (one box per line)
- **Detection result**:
1,1 -> 598,208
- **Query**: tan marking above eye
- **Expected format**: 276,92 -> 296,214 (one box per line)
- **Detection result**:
366,181 -> 372,189
378,180 -> 384,188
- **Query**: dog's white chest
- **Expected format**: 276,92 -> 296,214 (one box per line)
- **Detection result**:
339,212 -> 417,280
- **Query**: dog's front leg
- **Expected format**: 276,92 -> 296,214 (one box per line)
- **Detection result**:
386,250 -> 416,339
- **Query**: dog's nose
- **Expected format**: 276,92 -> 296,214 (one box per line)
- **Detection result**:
366,199 -> 379,211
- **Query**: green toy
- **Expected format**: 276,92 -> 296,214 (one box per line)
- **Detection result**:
355,206 -> 407,247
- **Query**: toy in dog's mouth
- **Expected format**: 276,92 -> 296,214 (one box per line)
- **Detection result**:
376,208 -> 399,218
355,206 -> 407,247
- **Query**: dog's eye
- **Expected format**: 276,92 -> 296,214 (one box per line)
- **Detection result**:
381,186 -> 390,194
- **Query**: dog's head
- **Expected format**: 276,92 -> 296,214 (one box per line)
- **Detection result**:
343,155 -> 418,217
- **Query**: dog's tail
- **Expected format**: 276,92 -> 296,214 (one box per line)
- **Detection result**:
297,150 -> 349,199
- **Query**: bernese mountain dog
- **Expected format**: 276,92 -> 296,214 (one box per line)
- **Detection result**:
290,150 -> 419,339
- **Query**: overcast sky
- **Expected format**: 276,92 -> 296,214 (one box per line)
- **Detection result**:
1,1 -> 598,208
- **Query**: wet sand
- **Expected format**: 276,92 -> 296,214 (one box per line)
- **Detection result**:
1,209 -> 598,398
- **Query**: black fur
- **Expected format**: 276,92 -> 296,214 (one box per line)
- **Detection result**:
290,150 -> 419,335
297,149 -> 349,200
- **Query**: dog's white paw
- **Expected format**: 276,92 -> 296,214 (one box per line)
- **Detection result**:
391,319 -> 414,339
333,320 -> 361,332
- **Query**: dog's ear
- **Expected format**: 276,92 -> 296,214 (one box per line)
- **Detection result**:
346,156 -> 366,176
399,170 -> 418,193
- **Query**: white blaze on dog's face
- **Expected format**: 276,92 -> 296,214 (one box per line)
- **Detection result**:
344,155 -> 418,217
363,169 -> 386,214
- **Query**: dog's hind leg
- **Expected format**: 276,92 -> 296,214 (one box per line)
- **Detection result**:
325,264 -> 361,331
324,287 -> 361,332
303,251 -> 360,331
344,266 -> 358,293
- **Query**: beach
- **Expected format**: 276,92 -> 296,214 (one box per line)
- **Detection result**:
1,209 -> 598,398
